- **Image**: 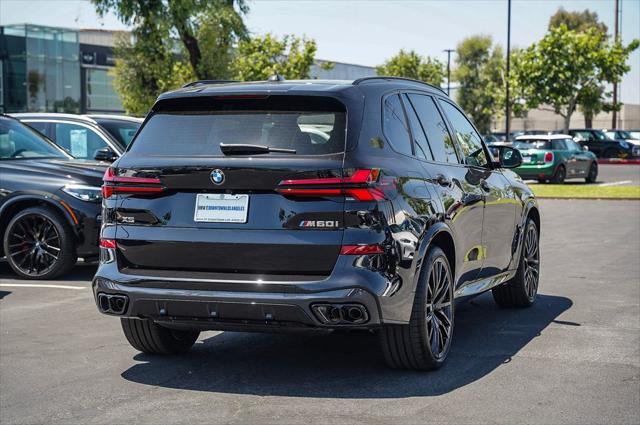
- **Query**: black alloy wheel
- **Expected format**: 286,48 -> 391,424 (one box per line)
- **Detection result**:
552,165 -> 566,184
426,256 -> 454,359
522,221 -> 540,302
4,207 -> 77,279
380,246 -> 455,370
586,162 -> 598,183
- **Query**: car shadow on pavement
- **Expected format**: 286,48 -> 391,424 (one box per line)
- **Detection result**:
121,292 -> 572,398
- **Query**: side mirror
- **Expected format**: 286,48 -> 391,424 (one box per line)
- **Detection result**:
93,147 -> 118,162
493,146 -> 522,168
582,145 -> 589,152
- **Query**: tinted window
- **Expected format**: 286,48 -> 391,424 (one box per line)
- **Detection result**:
0,118 -> 69,160
96,120 -> 141,147
54,123 -> 109,160
566,140 -> 582,151
552,139 -> 567,150
514,141 -> 552,150
439,100 -> 488,167
402,94 -> 432,160
382,94 -> 412,156
129,111 -> 345,156
407,94 -> 458,163
26,121 -> 48,136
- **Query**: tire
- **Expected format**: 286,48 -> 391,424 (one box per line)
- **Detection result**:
585,162 -> 598,183
492,218 -> 539,308
551,165 -> 566,184
121,318 -> 199,354
3,206 -> 77,280
380,246 -> 454,370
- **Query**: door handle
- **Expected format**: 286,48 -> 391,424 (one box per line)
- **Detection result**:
436,174 -> 451,187
480,179 -> 491,192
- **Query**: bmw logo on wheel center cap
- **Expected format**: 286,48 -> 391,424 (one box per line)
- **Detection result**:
210,169 -> 225,185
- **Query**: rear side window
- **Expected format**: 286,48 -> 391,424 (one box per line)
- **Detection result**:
382,94 -> 412,156
129,97 -> 346,156
552,140 -> 568,150
54,123 -> 109,160
402,94 -> 433,161
407,94 -> 458,163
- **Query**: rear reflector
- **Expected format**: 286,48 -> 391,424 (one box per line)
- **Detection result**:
102,168 -> 164,198
100,238 -> 117,249
276,169 -> 385,201
340,244 -> 384,255
544,152 -> 554,163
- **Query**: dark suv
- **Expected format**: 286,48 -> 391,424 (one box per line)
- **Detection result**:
567,128 -> 639,158
93,78 -> 540,370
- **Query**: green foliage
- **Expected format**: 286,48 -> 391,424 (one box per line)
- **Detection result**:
514,25 -> 639,132
92,0 -> 247,114
376,49 -> 444,86
110,31 -> 194,115
231,34 -> 317,81
548,7 -> 607,35
454,35 -> 504,134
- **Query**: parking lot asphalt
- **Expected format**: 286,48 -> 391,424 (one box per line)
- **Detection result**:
1,199 -> 639,424
525,164 -> 640,186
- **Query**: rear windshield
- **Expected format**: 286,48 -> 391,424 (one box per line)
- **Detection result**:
129,96 -> 346,156
514,140 -> 551,150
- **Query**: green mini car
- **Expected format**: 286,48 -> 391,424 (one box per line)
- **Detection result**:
510,135 -> 598,184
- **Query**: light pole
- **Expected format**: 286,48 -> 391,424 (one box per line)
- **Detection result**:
443,49 -> 454,96
612,0 -> 619,128
505,0 -> 512,136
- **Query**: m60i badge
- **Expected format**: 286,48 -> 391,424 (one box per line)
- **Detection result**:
299,220 -> 340,228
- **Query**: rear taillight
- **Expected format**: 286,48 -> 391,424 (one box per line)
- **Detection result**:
99,238 -> 117,249
276,169 -> 385,201
340,244 -> 384,255
102,168 -> 164,198
544,152 -> 554,163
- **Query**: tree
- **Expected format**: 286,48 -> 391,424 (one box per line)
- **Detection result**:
231,34 -> 317,81
548,7 -> 607,35
454,35 -> 504,134
549,7 -> 612,127
515,25 -> 638,133
92,0 -> 248,113
376,50 -> 444,86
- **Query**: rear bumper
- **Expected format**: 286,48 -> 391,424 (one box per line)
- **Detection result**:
91,256 -> 402,332
514,163 -> 555,179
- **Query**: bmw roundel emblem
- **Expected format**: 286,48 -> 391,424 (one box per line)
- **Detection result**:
210,169 -> 225,185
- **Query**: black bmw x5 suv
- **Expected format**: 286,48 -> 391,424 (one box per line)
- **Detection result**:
93,77 -> 540,370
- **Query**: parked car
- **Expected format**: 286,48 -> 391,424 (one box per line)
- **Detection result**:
603,129 -> 640,146
0,114 -> 106,279
629,130 -> 640,140
510,135 -> 598,184
12,113 -> 143,162
93,77 -> 540,370
568,128 -> 640,158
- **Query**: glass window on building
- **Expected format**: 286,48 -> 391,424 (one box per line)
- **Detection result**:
1,24 -> 80,113
86,68 -> 123,112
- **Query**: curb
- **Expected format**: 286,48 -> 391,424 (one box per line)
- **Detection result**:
597,159 -> 640,165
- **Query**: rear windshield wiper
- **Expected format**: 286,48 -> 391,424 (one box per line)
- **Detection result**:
219,143 -> 296,155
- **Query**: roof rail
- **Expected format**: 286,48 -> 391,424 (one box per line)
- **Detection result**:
352,76 -> 447,95
182,80 -> 238,88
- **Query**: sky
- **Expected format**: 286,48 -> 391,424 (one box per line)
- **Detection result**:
1,0 -> 639,103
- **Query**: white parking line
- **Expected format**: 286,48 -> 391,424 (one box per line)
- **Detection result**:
597,180 -> 632,187
0,283 -> 86,290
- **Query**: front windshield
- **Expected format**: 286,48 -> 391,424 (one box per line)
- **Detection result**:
0,118 -> 71,160
514,140 -> 551,150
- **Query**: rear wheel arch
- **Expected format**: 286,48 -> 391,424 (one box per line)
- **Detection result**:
429,230 -> 456,282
